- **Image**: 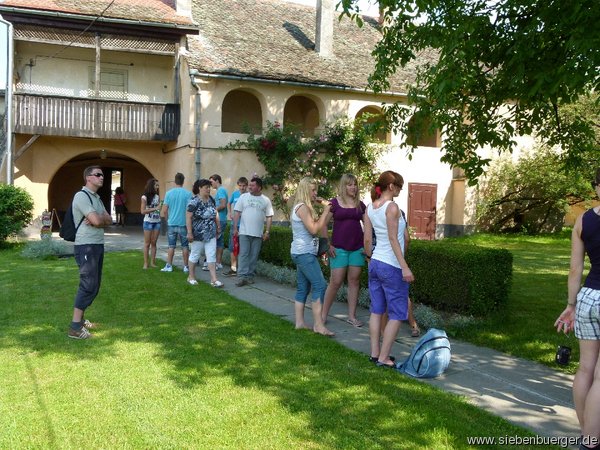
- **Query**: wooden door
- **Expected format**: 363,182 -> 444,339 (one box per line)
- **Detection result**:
407,183 -> 437,240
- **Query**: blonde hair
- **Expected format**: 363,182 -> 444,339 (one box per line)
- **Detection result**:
294,177 -> 317,218
337,173 -> 360,209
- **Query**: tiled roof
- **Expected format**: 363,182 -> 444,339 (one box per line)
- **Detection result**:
0,0 -> 196,26
187,0 -> 436,91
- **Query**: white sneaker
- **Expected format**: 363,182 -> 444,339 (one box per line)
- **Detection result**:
183,266 -> 189,273
216,263 -> 223,270
202,262 -> 209,271
161,264 -> 173,272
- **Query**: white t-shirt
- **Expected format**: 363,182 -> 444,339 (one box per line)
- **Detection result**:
234,193 -> 274,237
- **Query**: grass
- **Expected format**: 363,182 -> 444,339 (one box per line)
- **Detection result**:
445,232 -> 579,374
0,245 -> 555,449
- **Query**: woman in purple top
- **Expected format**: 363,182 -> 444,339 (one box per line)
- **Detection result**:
555,169 -> 600,448
321,174 -> 367,327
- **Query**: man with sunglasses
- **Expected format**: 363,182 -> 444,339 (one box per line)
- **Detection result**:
68,165 -> 113,339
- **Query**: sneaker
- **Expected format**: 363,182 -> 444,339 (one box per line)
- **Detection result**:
216,263 -> 223,270
202,262 -> 209,271
223,269 -> 237,276
247,278 -> 255,285
187,279 -> 198,285
161,264 -> 173,272
68,327 -> 91,339
83,319 -> 97,329
183,266 -> 189,273
235,279 -> 250,287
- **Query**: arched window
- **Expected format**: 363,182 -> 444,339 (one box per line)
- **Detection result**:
406,112 -> 439,147
355,106 -> 389,143
221,90 -> 262,133
283,95 -> 319,136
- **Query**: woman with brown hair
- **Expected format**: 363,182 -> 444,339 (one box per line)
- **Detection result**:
140,178 -> 161,269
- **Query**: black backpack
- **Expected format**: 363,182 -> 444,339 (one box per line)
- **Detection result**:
59,190 -> 93,242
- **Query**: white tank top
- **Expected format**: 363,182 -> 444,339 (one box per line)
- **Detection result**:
290,203 -> 318,255
367,200 -> 406,268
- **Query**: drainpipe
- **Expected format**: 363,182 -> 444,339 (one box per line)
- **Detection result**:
0,15 -> 14,184
189,69 -> 201,180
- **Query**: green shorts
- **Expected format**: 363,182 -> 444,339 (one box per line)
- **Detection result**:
329,247 -> 366,269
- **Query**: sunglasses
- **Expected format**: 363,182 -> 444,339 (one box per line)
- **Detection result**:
89,173 -> 104,178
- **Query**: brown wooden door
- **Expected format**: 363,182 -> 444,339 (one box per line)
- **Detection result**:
407,183 -> 437,240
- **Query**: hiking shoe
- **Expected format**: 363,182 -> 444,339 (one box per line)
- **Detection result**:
183,266 -> 189,273
223,269 -> 237,276
161,264 -> 173,272
68,327 -> 91,339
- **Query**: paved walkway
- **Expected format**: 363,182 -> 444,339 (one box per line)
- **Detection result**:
50,226 -> 580,443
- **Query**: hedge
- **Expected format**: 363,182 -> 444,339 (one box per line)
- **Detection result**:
226,224 -> 513,316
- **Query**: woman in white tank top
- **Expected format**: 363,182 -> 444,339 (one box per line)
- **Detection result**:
290,177 -> 334,336
363,171 -> 414,368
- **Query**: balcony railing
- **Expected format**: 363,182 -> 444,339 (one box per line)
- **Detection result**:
13,94 -> 180,141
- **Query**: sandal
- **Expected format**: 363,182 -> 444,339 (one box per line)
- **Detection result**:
411,326 -> 421,337
346,318 -> 364,328
376,360 -> 396,368
211,280 -> 224,288
369,355 -> 396,363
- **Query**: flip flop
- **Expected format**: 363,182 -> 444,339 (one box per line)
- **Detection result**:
369,355 -> 396,363
411,326 -> 421,337
346,318 -> 364,328
376,360 -> 396,368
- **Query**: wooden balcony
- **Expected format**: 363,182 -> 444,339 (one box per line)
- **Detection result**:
13,94 -> 180,141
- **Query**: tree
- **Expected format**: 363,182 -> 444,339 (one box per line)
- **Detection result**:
340,0 -> 600,183
0,184 -> 34,242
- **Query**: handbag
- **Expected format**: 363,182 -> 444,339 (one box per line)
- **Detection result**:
317,237 -> 329,257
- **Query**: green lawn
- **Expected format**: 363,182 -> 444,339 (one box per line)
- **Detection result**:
446,232 -> 578,373
0,246 -> 554,449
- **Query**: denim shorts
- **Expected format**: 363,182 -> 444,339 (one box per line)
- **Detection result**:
216,232 -> 224,249
368,258 -> 409,321
143,221 -> 160,231
167,225 -> 189,249
291,253 -> 327,303
575,287 -> 600,340
329,247 -> 366,269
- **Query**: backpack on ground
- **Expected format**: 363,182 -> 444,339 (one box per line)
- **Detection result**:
396,328 -> 451,378
59,190 -> 93,242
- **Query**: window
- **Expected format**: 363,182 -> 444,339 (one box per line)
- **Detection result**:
406,112 -> 439,147
88,68 -> 128,99
221,90 -> 262,133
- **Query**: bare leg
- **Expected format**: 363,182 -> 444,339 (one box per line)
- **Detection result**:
346,266 -> 362,323
216,247 -> 223,266
143,229 -> 152,269
208,262 -> 218,284
188,261 -> 197,282
322,267 -> 346,321
312,301 -> 334,336
150,229 -> 160,267
72,307 -> 84,323
182,248 -> 190,268
294,301 -> 310,329
576,340 -> 600,435
369,313 -> 383,358
378,319 -> 401,364
166,248 -> 175,266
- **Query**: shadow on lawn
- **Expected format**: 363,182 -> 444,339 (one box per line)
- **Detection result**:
4,251 -> 541,449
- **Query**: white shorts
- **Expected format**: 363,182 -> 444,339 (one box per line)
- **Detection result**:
189,238 -> 217,264
575,287 -> 600,340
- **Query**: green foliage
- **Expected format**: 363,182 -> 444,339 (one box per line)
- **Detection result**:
223,118 -> 383,217
476,145 -> 595,233
21,239 -> 71,260
0,184 -> 34,242
407,241 -> 513,316
339,0 -> 600,183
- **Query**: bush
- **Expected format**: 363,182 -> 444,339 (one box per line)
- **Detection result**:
21,239 -> 72,260
0,184 -> 34,242
407,241 -> 513,316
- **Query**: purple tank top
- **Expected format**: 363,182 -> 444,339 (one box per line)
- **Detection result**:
330,198 -> 366,251
582,208 -> 600,289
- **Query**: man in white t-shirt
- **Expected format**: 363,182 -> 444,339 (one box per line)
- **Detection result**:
233,177 -> 274,287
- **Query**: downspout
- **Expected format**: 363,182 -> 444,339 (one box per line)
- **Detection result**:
0,15 -> 14,184
189,69 -> 201,180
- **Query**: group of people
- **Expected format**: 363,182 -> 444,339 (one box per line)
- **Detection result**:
289,172 -> 419,367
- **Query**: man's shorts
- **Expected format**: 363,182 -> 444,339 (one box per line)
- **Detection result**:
167,225 -> 189,249
575,287 -> 600,340
329,247 -> 366,269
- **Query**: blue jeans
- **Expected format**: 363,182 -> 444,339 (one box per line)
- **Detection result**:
291,253 -> 327,303
74,244 -> 104,311
237,234 -> 263,279
167,225 -> 189,249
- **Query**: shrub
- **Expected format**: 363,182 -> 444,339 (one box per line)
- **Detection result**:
21,239 -> 71,260
0,184 -> 34,242
407,241 -> 513,316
